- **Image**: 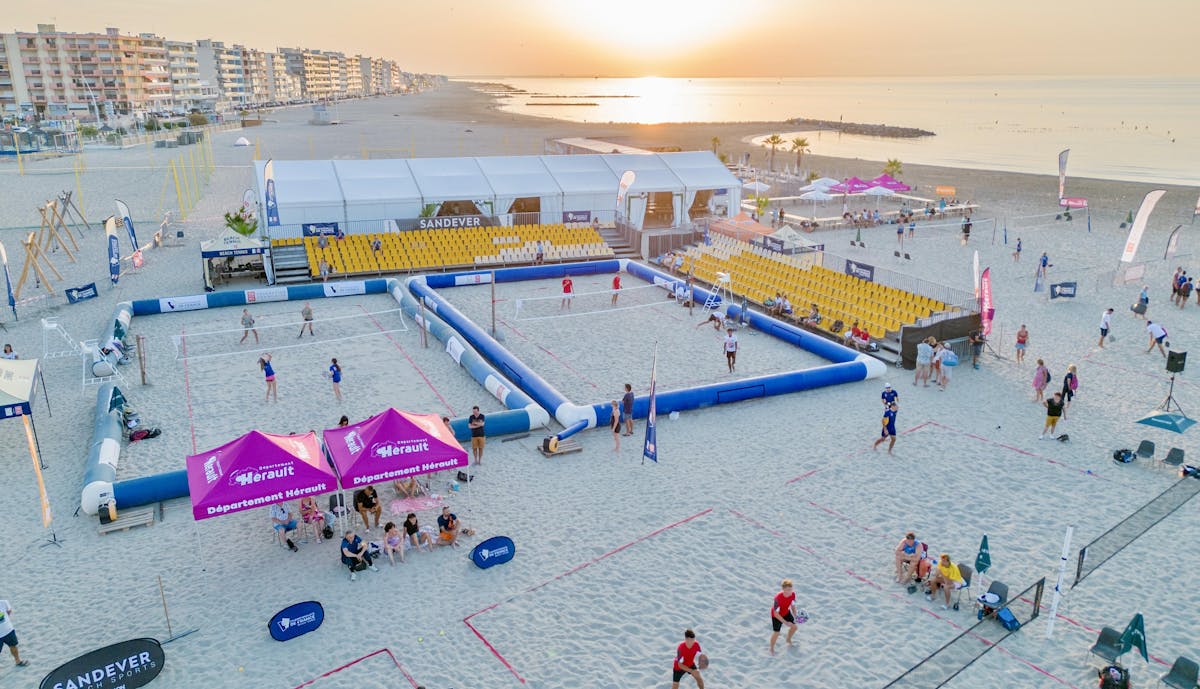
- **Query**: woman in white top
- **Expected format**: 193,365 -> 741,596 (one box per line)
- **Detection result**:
914,338 -> 933,386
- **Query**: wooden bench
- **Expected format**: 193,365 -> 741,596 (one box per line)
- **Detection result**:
98,507 -> 156,535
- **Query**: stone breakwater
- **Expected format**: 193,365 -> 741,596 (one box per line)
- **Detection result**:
787,117 -> 935,138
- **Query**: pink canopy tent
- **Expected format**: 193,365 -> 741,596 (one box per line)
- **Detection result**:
323,408 -> 467,489
828,177 -> 871,194
186,431 -> 334,521
869,174 -> 911,192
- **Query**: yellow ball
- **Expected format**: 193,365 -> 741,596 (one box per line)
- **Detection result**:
238,667 -> 244,672
439,630 -> 445,636
417,637 -> 423,642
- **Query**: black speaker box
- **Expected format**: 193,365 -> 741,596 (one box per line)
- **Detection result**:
1167,350 -> 1187,373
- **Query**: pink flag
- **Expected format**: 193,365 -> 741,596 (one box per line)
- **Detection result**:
980,268 -> 994,336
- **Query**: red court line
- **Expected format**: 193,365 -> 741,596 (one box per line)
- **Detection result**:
728,509 -> 1081,689
786,422 -> 930,484
536,343 -> 600,389
463,508 -> 715,684
291,647 -> 418,689
923,421 -> 1105,479
358,305 -> 455,416
786,468 -> 821,485
180,326 -> 196,454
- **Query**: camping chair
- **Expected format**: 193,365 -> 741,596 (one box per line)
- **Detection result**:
974,580 -> 1008,620
1163,447 -> 1185,470
1088,627 -> 1124,665
328,493 -> 359,532
1160,655 -> 1199,689
951,563 -> 973,611
1135,440 -> 1155,460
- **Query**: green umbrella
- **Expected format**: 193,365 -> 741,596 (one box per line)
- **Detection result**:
974,534 -> 991,574
1119,612 -> 1148,662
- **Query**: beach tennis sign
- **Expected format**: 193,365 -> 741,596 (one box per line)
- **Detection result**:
269,601 -> 325,642
1049,282 -> 1077,299
40,637 -> 164,689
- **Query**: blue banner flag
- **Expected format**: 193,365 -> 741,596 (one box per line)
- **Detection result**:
264,159 -> 280,227
0,241 -> 15,318
106,216 -> 121,285
115,199 -> 138,251
642,344 -> 658,464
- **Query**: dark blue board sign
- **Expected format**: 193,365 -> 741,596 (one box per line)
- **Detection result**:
269,600 -> 325,642
471,536 -> 516,569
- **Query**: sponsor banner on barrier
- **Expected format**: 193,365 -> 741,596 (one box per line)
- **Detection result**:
301,222 -> 339,237
1049,282 -> 1077,299
471,535 -> 516,569
66,282 -> 99,304
39,637 -> 165,689
445,337 -> 465,365
159,294 -> 208,312
268,601 -> 325,642
563,210 -> 591,223
246,287 -> 289,304
418,216 -> 484,230
453,272 -> 493,286
844,259 -> 875,282
322,281 -> 366,298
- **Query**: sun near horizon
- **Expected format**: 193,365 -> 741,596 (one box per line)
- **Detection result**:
7,0 -> 1200,78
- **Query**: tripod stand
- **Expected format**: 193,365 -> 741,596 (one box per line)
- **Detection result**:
1156,374 -> 1185,415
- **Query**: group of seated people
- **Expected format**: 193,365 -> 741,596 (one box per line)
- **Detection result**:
842,320 -> 872,351
658,251 -> 686,274
842,208 -> 883,227
893,532 -> 967,610
765,292 -> 794,317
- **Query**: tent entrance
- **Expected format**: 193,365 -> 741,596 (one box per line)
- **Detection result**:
510,196 -> 541,214
645,191 -> 675,228
438,200 -> 485,217
688,190 -> 714,220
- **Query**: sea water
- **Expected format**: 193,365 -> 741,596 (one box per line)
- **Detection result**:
462,76 -> 1200,185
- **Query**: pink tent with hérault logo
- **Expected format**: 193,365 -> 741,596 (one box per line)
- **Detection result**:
827,177 -> 871,194
869,174 -> 911,192
186,430 -> 334,520
323,408 -> 467,490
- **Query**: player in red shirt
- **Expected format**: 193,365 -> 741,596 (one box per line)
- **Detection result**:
672,628 -> 705,688
769,579 -> 798,654
611,273 -> 621,306
560,277 -> 574,310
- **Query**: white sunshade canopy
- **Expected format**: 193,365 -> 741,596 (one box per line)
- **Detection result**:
259,160 -> 343,226
658,151 -> 740,191
333,159 -> 424,223
601,153 -> 684,192
407,156 -> 496,205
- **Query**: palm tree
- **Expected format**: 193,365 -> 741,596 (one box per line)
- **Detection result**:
790,137 -> 810,171
883,158 -> 903,178
763,133 -> 784,171
710,136 -> 720,155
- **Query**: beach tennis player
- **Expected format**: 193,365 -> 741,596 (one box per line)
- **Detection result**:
671,629 -> 705,689
769,579 -> 798,655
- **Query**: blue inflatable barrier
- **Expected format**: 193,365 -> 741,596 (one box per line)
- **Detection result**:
80,383 -> 126,514
113,470 -> 189,508
470,536 -> 516,569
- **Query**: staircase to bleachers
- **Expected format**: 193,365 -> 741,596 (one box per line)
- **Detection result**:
270,244 -> 312,284
597,226 -> 639,259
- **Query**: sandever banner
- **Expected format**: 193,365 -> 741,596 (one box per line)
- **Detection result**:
40,637 -> 165,689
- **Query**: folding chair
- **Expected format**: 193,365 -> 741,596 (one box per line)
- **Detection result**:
1135,440 -> 1155,460
1160,655 -> 1199,689
1088,626 -> 1123,665
974,580 -> 1008,620
951,563 -> 973,611
1163,447 -> 1185,470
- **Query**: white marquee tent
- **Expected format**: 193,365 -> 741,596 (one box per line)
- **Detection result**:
253,152 -> 739,236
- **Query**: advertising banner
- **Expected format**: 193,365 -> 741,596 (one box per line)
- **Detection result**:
115,199 -> 138,251
1057,149 -> 1069,200
268,601 -> 325,642
470,535 -> 516,569
1121,189 -> 1166,263
301,223 -> 339,237
980,268 -> 994,335
1049,282 -> 1077,299
563,210 -> 591,224
39,638 -> 165,689
106,217 -> 121,286
66,283 -> 99,304
264,159 -> 280,227
844,259 -> 875,282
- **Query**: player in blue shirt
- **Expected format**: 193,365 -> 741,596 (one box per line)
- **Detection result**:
873,402 -> 899,454
881,383 -> 898,407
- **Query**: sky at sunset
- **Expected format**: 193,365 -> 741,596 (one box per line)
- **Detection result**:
8,0 -> 1199,78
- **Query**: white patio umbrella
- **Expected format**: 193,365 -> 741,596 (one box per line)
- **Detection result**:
799,189 -> 835,218
743,180 -> 771,193
864,185 -> 895,209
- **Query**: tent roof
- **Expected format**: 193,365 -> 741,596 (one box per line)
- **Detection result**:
407,157 -> 495,202
0,358 -> 39,417
602,154 -> 684,192
659,151 -> 740,191
200,228 -> 267,257
332,160 -> 422,205
260,160 -> 343,207
474,156 -> 563,197
322,408 -> 467,488
538,154 -> 619,194
186,430 -> 335,521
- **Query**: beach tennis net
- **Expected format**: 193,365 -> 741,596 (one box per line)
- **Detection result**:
882,578 -> 1045,689
169,306 -> 409,360
511,281 -> 673,322
1073,476 -> 1200,588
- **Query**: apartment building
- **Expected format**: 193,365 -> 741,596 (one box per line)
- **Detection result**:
282,47 -> 332,100
0,24 -> 172,120
243,48 -> 270,105
326,51 -> 348,98
265,51 -> 301,103
196,39 -> 246,109
165,40 -> 218,112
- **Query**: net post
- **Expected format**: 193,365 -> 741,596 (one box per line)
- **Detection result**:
137,334 -> 147,384
418,299 -> 428,349
1073,546 -> 1086,589
490,270 -> 497,337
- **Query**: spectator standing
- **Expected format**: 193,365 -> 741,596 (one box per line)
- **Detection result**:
468,406 -> 486,464
1032,359 -> 1049,402
914,337 -> 933,386
1041,392 -> 1065,439
622,384 -> 635,436
1181,278 -> 1194,308
1098,308 -> 1114,348
0,600 -> 28,667
1061,364 -> 1079,417
968,330 -> 985,369
1012,237 -> 1022,262
1014,325 -> 1028,364
610,400 -> 621,452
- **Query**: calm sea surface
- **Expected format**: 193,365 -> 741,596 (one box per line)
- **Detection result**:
461,76 -> 1200,185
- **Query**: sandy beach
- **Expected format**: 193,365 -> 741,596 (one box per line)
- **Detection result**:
1,81 -> 1198,689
